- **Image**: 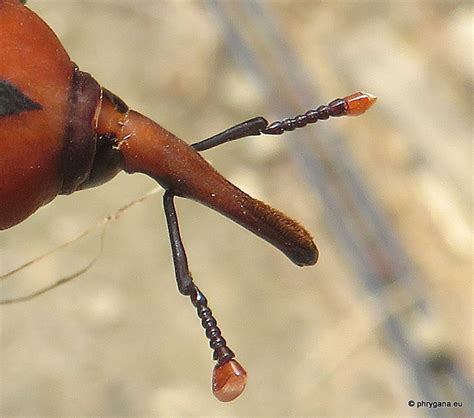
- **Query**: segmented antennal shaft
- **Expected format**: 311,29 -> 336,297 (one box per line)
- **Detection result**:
190,285 -> 247,402
262,91 -> 376,135
190,285 -> 234,365
262,99 -> 342,134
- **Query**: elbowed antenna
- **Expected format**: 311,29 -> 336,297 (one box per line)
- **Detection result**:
163,191 -> 247,402
190,92 -> 377,149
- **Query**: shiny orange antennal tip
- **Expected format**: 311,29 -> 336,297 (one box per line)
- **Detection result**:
344,91 -> 377,116
212,359 -> 247,402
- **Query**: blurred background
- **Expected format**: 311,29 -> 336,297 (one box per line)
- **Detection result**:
0,0 -> 472,416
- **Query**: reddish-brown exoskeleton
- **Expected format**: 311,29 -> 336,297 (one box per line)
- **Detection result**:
0,0 -> 376,401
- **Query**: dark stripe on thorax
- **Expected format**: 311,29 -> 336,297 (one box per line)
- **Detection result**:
0,79 -> 42,116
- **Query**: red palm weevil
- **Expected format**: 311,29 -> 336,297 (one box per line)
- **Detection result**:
0,0 -> 376,402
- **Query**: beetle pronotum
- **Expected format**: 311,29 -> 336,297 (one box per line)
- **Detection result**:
0,0 -> 376,401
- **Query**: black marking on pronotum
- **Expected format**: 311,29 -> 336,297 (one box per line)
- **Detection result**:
0,79 -> 42,116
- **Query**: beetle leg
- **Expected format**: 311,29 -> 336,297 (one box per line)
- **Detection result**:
191,117 -> 268,151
